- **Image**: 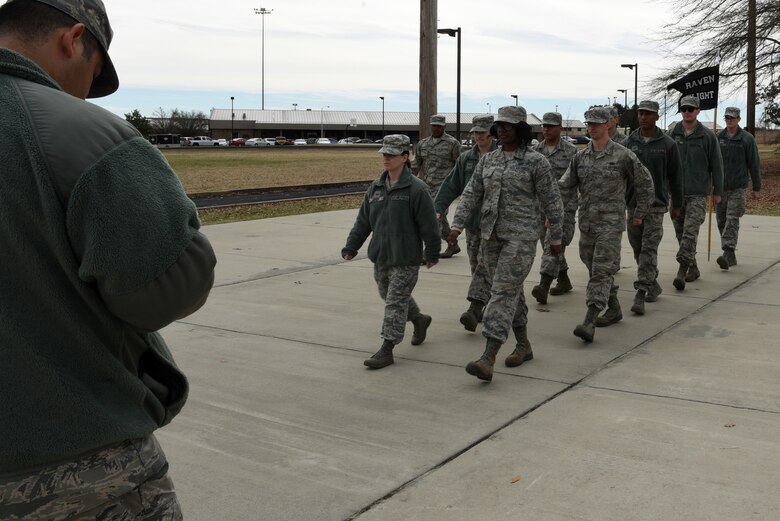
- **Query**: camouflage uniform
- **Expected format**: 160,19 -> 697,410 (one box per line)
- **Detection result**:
374,265 -> 422,344
559,137 -> 654,311
435,115 -> 497,305
411,115 -> 462,240
667,96 -> 724,276
716,111 -> 761,256
0,436 -> 181,521
452,146 -> 563,343
533,135 -> 577,278
624,108 -> 684,296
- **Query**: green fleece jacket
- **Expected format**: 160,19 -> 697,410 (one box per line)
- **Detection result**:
0,49 -> 216,473
625,127 -> 684,212
717,126 -> 761,192
343,167 -> 440,266
667,121 -> 724,197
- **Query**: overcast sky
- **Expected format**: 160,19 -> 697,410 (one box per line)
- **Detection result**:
91,0 -> 754,125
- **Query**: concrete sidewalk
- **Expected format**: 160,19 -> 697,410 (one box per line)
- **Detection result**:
159,210 -> 780,521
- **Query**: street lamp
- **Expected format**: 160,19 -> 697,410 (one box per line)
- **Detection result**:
510,94 -> 518,106
486,102 -> 491,113
292,103 -> 297,110
254,7 -> 273,110
437,27 -> 461,142
621,63 -> 638,129
617,89 -> 628,133
380,96 -> 385,137
320,105 -> 329,138
230,96 -> 234,139
555,104 -> 558,113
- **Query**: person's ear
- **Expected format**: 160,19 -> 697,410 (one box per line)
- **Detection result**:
57,23 -> 87,59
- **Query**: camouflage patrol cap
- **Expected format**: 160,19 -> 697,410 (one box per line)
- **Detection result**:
680,95 -> 700,108
11,0 -> 118,98
637,100 -> 660,113
542,112 -> 562,126
583,106 -> 610,124
724,107 -> 741,118
469,114 -> 494,132
495,105 -> 527,124
378,134 -> 411,155
430,114 -> 446,126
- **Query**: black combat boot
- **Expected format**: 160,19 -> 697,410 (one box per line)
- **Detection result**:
573,305 -> 599,343
645,280 -> 662,302
440,242 -> 461,258
465,338 -> 502,382
549,269 -> 573,296
459,300 -> 484,332
594,295 -> 623,327
505,325 -> 534,367
726,248 -> 737,266
685,262 -> 700,282
630,290 -> 646,315
410,314 -> 432,345
718,248 -> 737,269
673,263 -> 688,290
531,274 -> 554,305
364,339 -> 395,369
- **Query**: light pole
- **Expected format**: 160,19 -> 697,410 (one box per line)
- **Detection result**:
621,63 -> 638,129
320,105 -> 329,138
437,27 -> 461,142
380,96 -> 385,137
555,104 -> 558,113
486,102 -> 491,113
617,89 -> 628,133
230,96 -> 234,139
253,7 -> 273,110
510,94 -> 518,106
292,103 -> 297,110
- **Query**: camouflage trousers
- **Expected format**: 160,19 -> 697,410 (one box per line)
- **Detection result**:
480,236 -> 536,344
716,188 -> 746,251
579,229 -> 622,310
374,264 -> 421,344
673,195 -> 707,267
627,212 -> 665,293
539,211 -> 575,278
465,228 -> 491,304
430,185 -> 451,241
0,435 -> 181,521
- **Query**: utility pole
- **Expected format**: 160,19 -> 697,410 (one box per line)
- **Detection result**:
419,0 -> 437,141
747,0 -> 756,134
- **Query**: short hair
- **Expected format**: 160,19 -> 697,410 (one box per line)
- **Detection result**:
0,1 -> 99,57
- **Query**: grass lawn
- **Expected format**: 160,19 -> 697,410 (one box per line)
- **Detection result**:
164,144 -> 780,224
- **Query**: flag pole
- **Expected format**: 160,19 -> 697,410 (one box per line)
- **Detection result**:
707,106 -> 718,262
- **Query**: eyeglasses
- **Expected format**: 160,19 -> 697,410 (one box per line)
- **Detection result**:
681,106 -> 697,113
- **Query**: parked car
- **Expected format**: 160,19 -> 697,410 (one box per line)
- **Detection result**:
316,137 -> 331,145
354,139 -> 373,144
562,136 -> 577,144
215,139 -> 229,147
574,136 -> 591,144
293,139 -> 307,146
275,136 -> 289,146
180,137 -> 193,146
229,138 -> 246,146
264,138 -> 276,146
189,136 -> 216,147
245,138 -> 269,147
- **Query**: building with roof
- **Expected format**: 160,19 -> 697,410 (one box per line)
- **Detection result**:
208,109 -> 587,143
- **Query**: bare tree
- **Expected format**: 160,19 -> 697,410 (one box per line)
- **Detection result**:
149,108 -> 208,136
648,0 -> 779,133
